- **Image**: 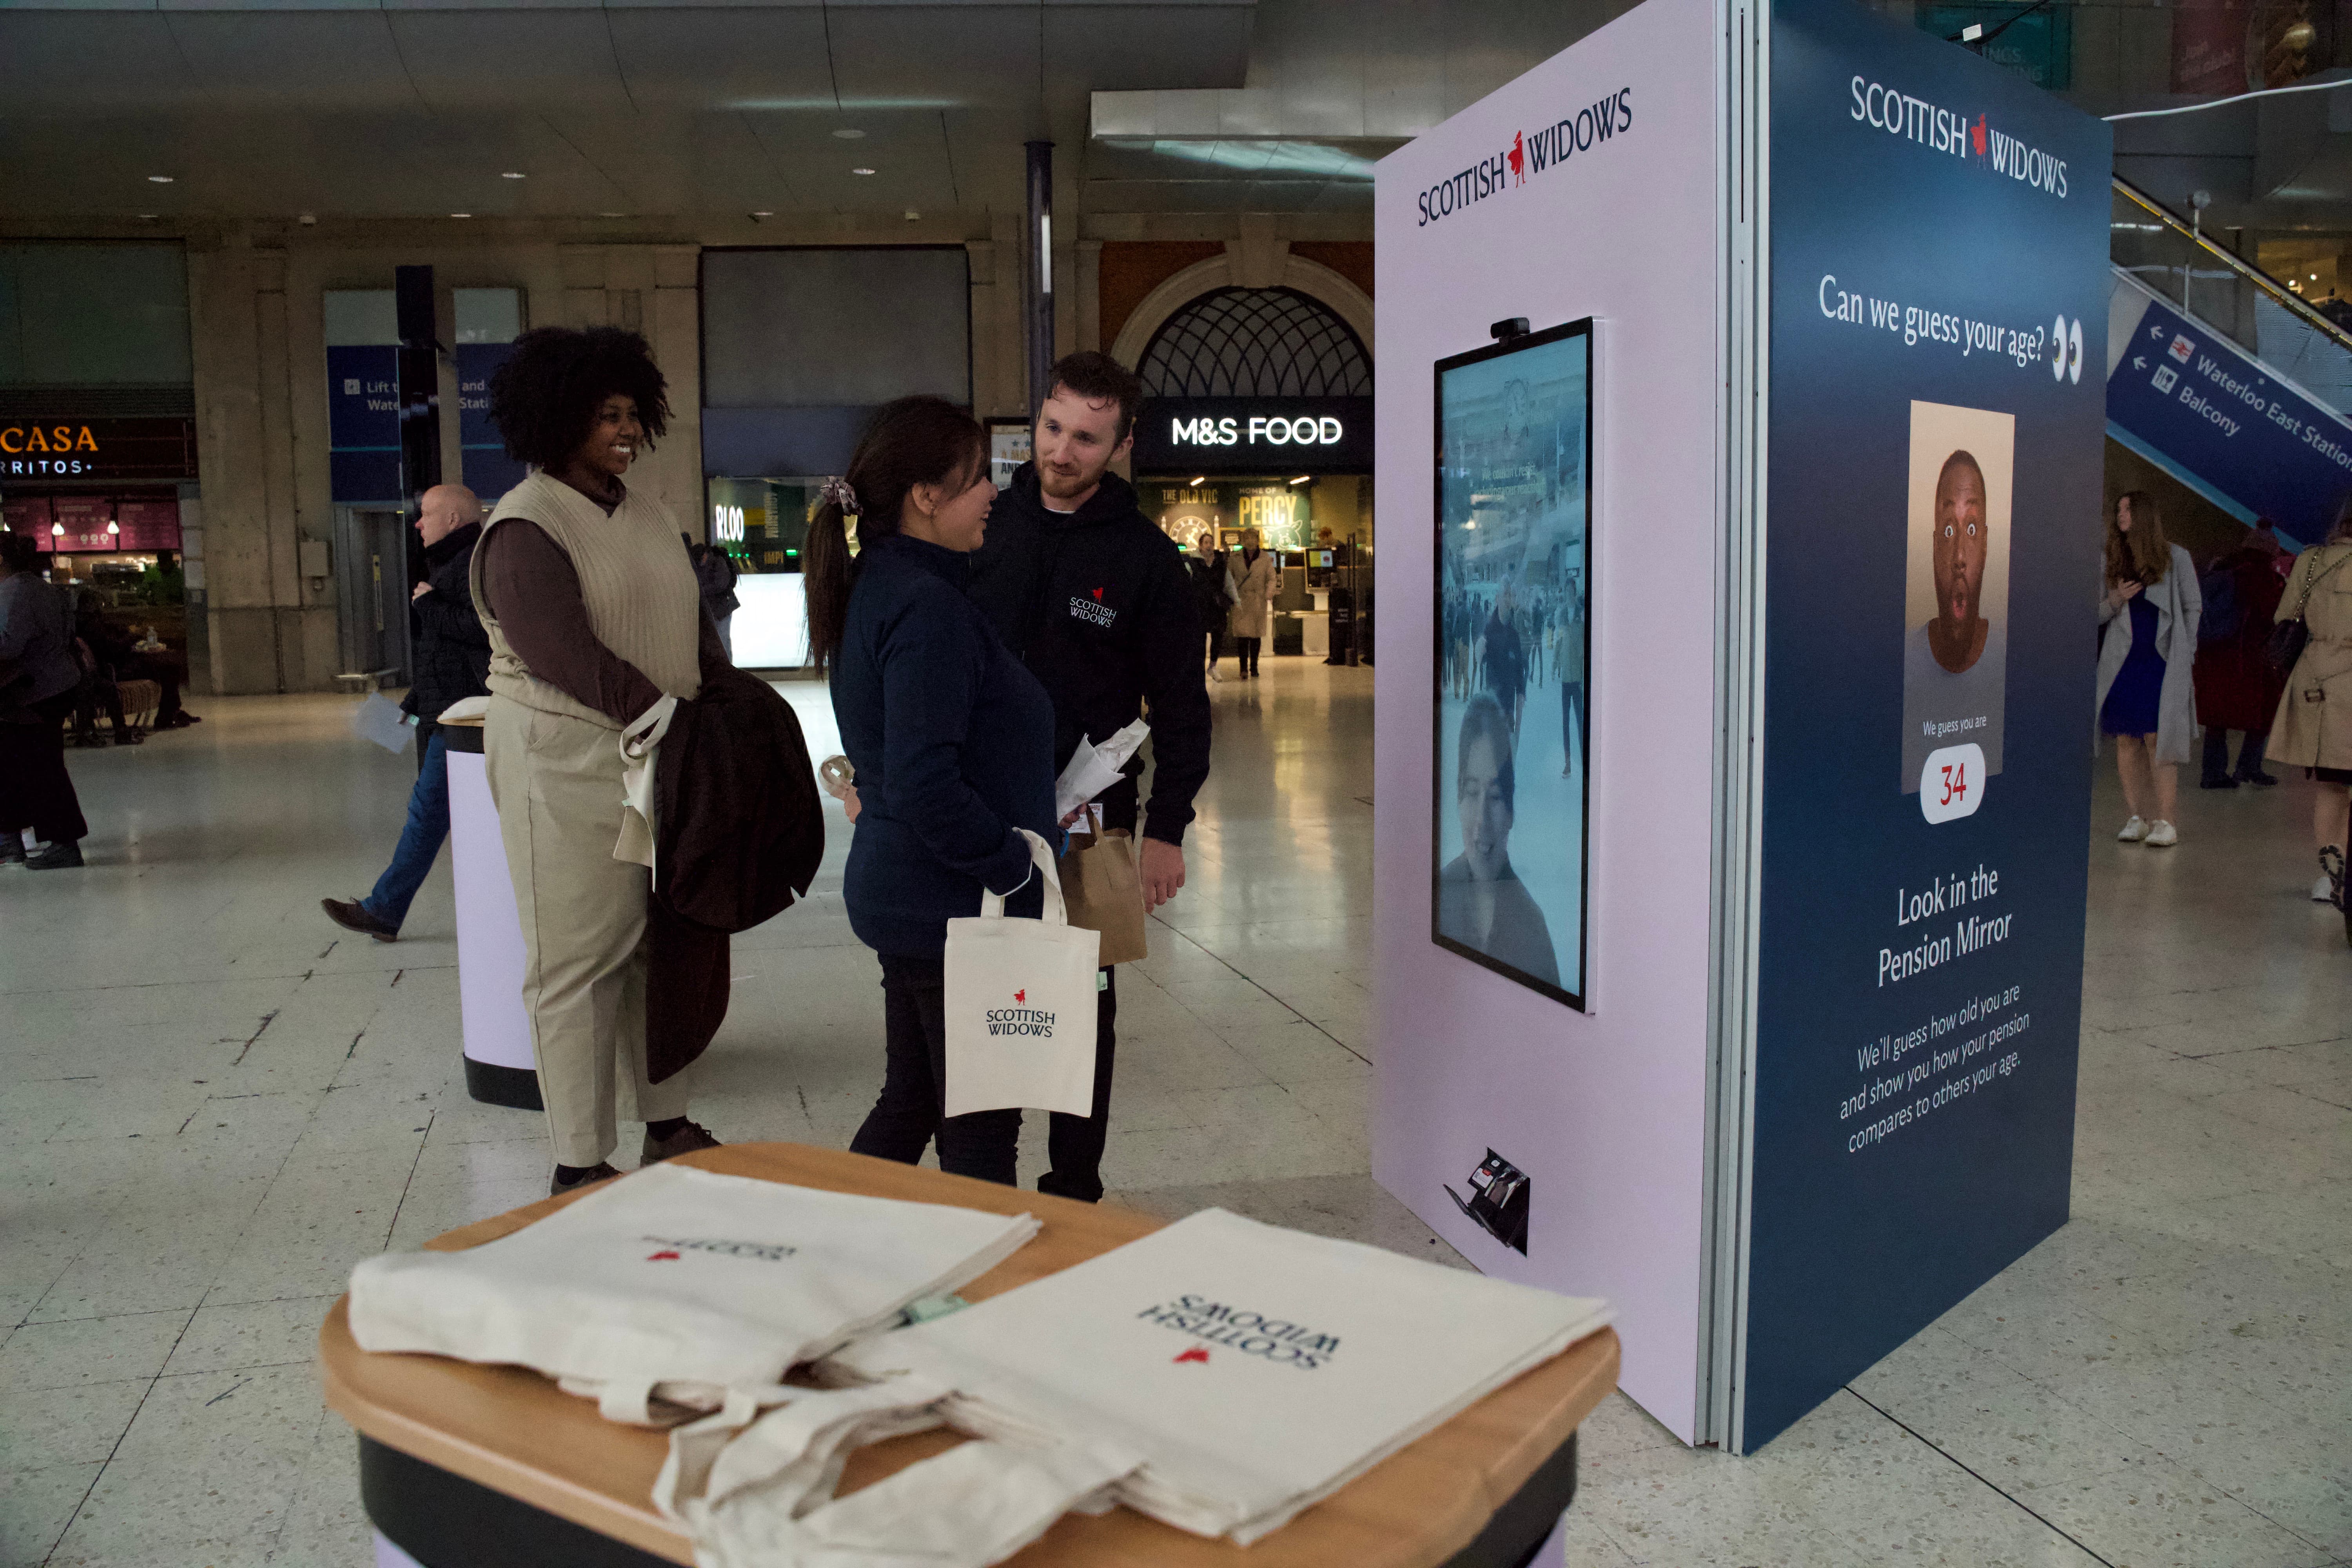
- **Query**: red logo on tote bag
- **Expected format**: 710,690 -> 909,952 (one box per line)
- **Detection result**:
1173,1347 -> 1210,1365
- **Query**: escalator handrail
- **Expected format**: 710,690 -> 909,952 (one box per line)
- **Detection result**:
2113,175 -> 2352,356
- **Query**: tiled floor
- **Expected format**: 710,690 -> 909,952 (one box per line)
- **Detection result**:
1,663 -> 2345,1567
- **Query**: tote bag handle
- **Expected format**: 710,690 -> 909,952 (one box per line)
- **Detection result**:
979,828 -> 1067,926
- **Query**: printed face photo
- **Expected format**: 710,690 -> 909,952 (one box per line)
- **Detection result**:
1900,401 -> 2013,796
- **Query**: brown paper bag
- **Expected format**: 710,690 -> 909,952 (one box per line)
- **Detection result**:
1058,828 -> 1147,966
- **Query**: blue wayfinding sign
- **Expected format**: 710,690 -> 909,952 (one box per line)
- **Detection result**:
458,343 -> 525,501
327,345 -> 400,503
2105,289 -> 2352,541
1749,0 -> 2108,1450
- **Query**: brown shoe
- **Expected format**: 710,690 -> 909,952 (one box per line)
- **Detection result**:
321,897 -> 398,942
642,1120 -> 722,1167
551,1161 -> 621,1196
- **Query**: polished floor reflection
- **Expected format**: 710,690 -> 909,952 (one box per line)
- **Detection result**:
0,662 -> 2345,1568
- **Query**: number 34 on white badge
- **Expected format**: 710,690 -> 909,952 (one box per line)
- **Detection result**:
1920,743 -> 1987,824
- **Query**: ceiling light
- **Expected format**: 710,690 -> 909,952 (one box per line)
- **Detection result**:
51,521 -> 64,536
600,212 -> 626,218
851,167 -> 877,176
450,212 -> 472,218
298,214 -> 317,226
751,210 -> 773,218
107,521 -> 120,535
1189,476 -> 1205,486
904,209 -> 920,221
147,174 -> 173,183
1290,475 -> 1312,485
501,171 -> 526,180
137,213 -> 159,221
833,128 -> 867,140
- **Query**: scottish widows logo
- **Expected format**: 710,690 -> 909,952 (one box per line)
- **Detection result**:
1415,87 -> 1635,227
1846,75 -> 2069,197
986,995 -> 1058,1037
637,1235 -> 800,1263
1136,1295 -> 1343,1369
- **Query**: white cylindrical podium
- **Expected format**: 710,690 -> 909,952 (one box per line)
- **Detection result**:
443,729 -> 543,1110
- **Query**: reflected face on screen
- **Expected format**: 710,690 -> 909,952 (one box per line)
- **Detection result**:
1931,452 -> 1987,629
1459,733 -> 1513,882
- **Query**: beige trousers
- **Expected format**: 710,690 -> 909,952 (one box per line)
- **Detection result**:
485,695 -> 690,1166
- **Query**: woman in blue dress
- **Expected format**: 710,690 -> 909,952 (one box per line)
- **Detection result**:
2094,491 -> 2201,848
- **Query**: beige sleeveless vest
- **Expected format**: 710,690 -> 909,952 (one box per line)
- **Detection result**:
470,470 -> 703,729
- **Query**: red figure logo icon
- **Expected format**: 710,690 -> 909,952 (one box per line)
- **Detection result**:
1015,988 -> 1026,1003
1971,115 -> 1986,157
1507,130 -> 1525,186
647,1250 -> 682,1261
1091,587 -> 1104,600
1174,1347 -> 1210,1365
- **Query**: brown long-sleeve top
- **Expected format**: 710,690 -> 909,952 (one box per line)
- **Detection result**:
478,510 -> 727,727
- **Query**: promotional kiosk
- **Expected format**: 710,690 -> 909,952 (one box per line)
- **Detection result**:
1373,0 -> 2110,1452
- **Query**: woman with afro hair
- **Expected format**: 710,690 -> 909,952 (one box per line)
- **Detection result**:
469,325 -> 728,1192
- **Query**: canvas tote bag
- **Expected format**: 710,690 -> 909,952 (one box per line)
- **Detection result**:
824,1207 -> 1613,1544
942,829 -> 1101,1118
347,1163 -> 1039,1425
1058,826 -> 1148,966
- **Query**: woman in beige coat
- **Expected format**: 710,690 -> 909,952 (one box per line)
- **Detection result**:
2266,501 -> 2352,900
1225,532 -> 1277,679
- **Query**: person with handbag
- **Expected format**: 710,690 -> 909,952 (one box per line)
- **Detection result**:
470,327 -> 731,1194
2263,498 -> 2352,900
965,351 -> 1214,1203
2193,519 -> 2291,790
0,532 -> 89,870
1189,532 -> 1234,682
2094,492 -> 2200,848
806,396 -> 1058,1187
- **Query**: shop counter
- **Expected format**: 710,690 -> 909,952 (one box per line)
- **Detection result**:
321,1143 -> 1619,1568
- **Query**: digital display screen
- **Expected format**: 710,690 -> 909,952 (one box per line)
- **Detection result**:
1432,319 -> 1593,1010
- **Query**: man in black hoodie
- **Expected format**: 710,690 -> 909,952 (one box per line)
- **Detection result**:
321,485 -> 492,941
967,351 -> 1212,1202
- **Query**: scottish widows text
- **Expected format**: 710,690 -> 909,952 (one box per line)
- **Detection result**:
985,1007 -> 1058,1037
1137,1295 -> 1343,1369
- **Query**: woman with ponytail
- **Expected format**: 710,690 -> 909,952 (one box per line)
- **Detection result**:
810,396 -> 1056,1185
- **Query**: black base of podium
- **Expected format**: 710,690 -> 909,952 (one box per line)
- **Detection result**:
463,1055 -> 544,1111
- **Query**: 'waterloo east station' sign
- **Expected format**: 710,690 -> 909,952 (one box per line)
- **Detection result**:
0,418 -> 198,482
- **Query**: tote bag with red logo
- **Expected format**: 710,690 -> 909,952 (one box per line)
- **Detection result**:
347,1163 -> 1039,1425
943,829 -> 1101,1118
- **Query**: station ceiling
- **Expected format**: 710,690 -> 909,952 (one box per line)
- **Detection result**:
0,0 -> 2341,231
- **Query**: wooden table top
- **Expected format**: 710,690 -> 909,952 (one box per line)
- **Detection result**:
318,1143 -> 1619,1568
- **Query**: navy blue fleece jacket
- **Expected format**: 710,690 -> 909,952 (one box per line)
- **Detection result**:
832,532 -> 1055,956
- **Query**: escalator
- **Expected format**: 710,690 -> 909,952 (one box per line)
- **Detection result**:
2106,177 -> 2352,547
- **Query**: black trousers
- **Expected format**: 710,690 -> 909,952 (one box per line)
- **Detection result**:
851,953 -> 1020,1185
1040,967 -> 1117,1204
1235,636 -> 1263,676
0,692 -> 89,844
2202,726 -> 2269,781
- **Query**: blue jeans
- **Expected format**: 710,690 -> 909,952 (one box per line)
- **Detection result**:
362,727 -> 449,933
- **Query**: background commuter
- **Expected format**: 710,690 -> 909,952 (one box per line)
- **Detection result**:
688,534 -> 740,660
2265,498 -> 2352,901
1483,586 -> 1526,735
321,485 -> 490,942
1227,529 -> 1276,678
967,350 -> 1213,1203
2194,517 -> 2291,789
2096,491 -> 2200,849
474,326 -> 729,1194
69,591 -> 137,748
805,397 -> 1053,1187
1189,531 -> 1234,682
0,533 -> 89,869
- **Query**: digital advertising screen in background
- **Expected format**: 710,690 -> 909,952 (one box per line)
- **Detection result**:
1746,0 -> 2111,1448
1431,320 -> 1593,1011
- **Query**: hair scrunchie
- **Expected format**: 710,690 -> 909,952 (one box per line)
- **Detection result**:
820,476 -> 860,516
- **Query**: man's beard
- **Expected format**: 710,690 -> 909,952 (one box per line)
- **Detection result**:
1040,457 -> 1110,500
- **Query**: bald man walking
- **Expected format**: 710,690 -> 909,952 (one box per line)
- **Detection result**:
324,485 -> 490,941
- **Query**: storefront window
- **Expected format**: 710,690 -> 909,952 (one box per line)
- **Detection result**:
707,474 -> 821,669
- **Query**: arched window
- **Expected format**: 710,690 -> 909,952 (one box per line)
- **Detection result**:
1136,287 -> 1373,398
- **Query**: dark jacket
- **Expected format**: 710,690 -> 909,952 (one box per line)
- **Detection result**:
832,532 -> 1055,956
406,522 -> 491,722
1187,552 -> 1233,635
2193,543 -> 2291,732
965,465 -> 1212,845
641,665 -> 828,1082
